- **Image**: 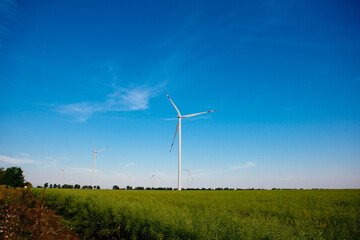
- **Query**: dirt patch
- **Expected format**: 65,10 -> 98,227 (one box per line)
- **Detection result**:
0,186 -> 81,240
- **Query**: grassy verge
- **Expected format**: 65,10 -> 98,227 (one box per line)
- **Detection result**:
0,186 -> 80,240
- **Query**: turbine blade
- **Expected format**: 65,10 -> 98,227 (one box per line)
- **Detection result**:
182,110 -> 216,118
90,141 -> 96,151
97,146 -> 110,153
170,122 -> 179,152
166,92 -> 181,116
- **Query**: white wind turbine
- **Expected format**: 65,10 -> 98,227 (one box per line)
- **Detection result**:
166,92 -> 216,191
150,173 -> 160,188
60,169 -> 65,184
128,175 -> 132,187
90,141 -> 110,188
182,168 -> 193,189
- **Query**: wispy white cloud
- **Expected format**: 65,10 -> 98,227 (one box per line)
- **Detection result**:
57,102 -> 95,122
0,155 -> 35,164
230,162 -> 256,170
107,86 -> 157,111
20,153 -> 31,157
125,162 -> 135,167
56,84 -> 164,122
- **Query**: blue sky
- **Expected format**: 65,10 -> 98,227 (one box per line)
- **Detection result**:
0,0 -> 359,189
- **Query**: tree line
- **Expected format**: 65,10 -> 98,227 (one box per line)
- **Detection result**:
0,167 -> 31,188
1,167 -> 320,191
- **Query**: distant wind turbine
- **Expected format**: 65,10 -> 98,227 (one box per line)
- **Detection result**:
150,173 -> 160,188
182,168 -> 193,189
166,92 -> 216,191
60,169 -> 65,184
90,141 -> 110,188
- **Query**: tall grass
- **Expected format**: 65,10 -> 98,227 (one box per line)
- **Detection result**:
30,189 -> 360,239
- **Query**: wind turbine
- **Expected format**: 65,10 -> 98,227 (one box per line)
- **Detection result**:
128,175 -> 132,187
60,169 -> 65,184
150,173 -> 160,188
166,92 -> 216,191
182,168 -> 193,189
90,141 -> 110,188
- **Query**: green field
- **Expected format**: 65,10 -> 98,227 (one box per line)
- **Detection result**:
30,189 -> 360,239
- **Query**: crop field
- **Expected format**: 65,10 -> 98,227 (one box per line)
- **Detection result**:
30,189 -> 360,239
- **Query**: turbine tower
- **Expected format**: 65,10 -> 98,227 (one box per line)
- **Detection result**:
90,141 -> 110,188
166,92 -> 216,191
150,173 -> 160,188
182,168 -> 193,189
60,169 -> 65,184
128,175 -> 132,187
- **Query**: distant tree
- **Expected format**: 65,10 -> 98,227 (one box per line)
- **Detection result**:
74,184 -> 80,189
96,186 -> 100,189
53,184 -> 57,188
44,183 -> 49,188
49,184 -> 53,188
113,185 -> 120,190
25,181 -> 33,188
0,167 -> 4,184
126,185 -> 132,190
1,167 -> 25,188
80,185 -> 95,189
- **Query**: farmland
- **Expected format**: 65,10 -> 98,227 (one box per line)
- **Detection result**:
29,189 -> 360,239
